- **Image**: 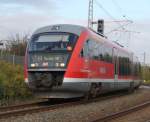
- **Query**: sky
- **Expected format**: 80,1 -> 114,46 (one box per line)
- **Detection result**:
0,0 -> 150,63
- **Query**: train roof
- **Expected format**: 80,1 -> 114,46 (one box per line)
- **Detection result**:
33,24 -> 86,36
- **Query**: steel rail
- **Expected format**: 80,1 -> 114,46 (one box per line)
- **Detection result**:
0,100 -> 48,112
0,91 -> 131,119
92,101 -> 150,122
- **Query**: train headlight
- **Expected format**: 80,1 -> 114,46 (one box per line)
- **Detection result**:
31,63 -> 36,67
60,63 -> 65,67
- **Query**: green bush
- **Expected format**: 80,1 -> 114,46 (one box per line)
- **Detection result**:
0,61 -> 32,100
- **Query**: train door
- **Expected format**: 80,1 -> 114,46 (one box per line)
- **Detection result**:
113,47 -> 119,89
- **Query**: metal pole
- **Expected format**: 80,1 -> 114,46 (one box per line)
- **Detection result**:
88,0 -> 94,29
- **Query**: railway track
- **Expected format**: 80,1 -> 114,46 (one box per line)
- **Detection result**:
0,91 -> 131,119
92,100 -> 150,122
0,100 -> 48,112
0,100 -> 50,118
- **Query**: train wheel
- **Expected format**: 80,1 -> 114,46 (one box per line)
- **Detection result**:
84,83 -> 101,100
90,83 -> 98,98
84,83 -> 97,100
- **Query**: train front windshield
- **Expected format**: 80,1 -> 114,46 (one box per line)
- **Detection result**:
28,33 -> 78,69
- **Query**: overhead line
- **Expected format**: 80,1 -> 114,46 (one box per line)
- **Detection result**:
95,0 -> 134,32
94,0 -> 130,33
111,0 -> 123,14
105,22 -> 132,34
94,0 -> 117,22
111,0 -> 133,22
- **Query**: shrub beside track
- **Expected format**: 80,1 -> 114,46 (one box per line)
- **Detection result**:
0,61 -> 32,105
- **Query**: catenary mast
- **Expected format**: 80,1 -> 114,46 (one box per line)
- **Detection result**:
88,0 -> 94,29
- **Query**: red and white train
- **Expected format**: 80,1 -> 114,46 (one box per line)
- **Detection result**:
24,24 -> 142,99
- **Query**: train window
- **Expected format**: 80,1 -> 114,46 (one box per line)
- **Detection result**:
80,40 -> 89,57
29,33 -> 78,52
133,63 -> 140,76
98,42 -> 113,63
120,57 -> 125,75
92,41 -> 99,60
88,40 -> 98,60
118,53 -> 132,76
132,56 -> 141,77
85,39 -> 113,63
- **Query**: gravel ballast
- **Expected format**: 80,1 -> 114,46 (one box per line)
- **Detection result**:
0,88 -> 150,122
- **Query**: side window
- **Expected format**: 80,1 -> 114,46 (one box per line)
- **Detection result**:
104,48 -> 113,63
93,41 -> 99,60
118,53 -> 131,76
87,40 -> 98,59
80,39 -> 113,63
98,43 -> 113,63
80,40 -> 89,57
88,40 -> 94,57
132,57 -> 140,77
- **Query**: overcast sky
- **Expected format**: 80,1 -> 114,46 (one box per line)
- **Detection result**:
0,0 -> 150,63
